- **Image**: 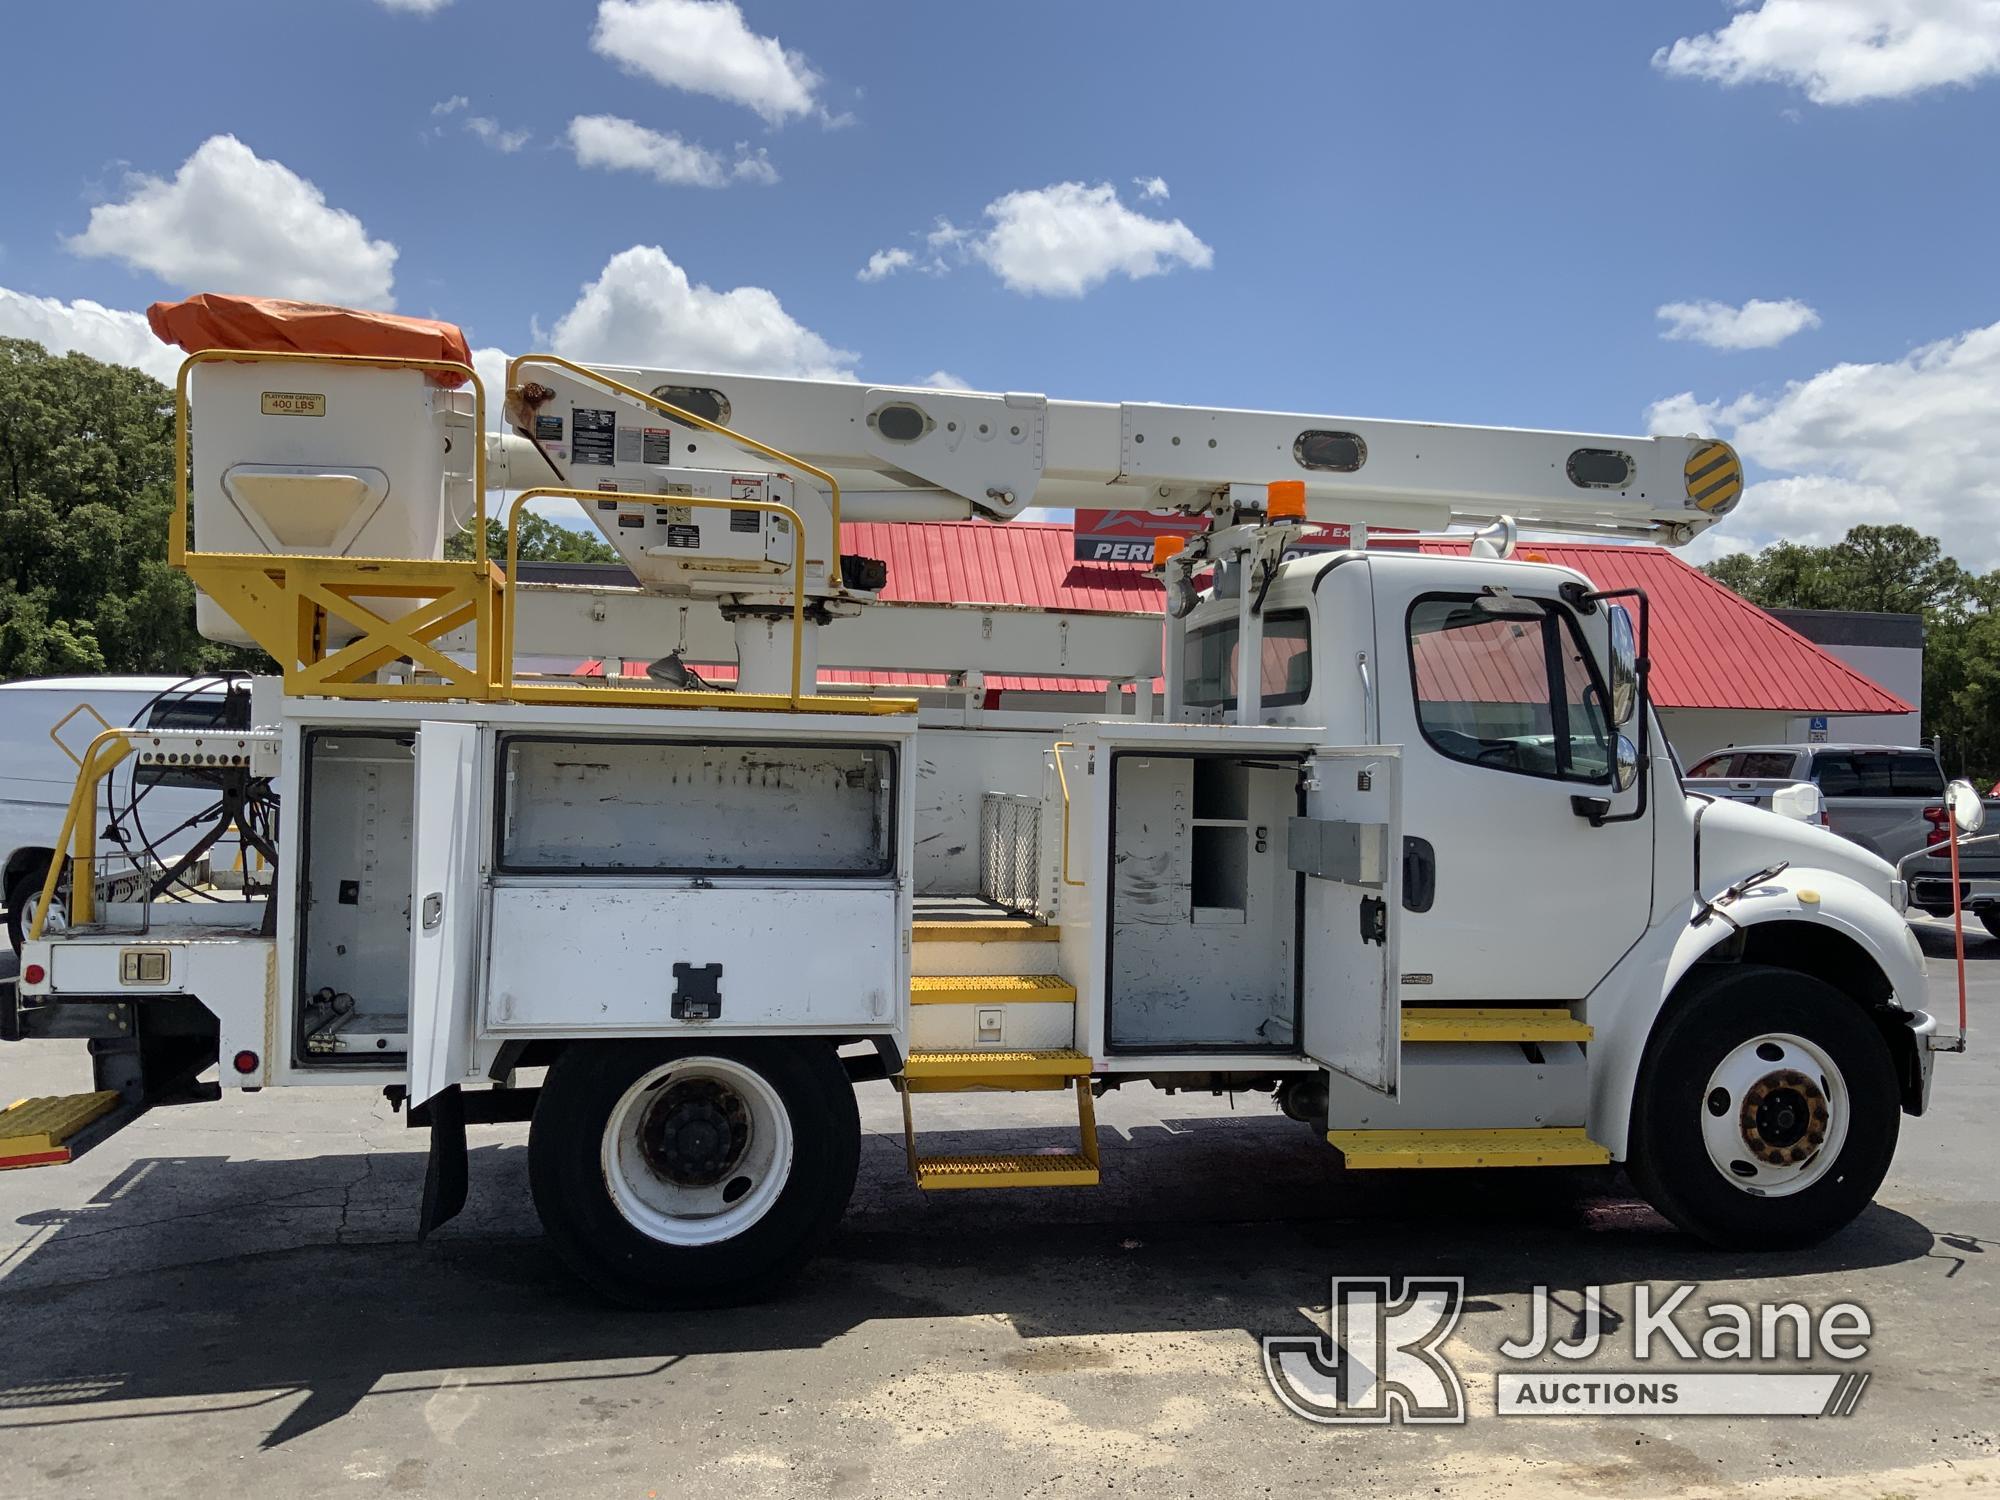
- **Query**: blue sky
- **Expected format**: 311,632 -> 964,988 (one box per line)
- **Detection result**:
3,1 -> 1998,564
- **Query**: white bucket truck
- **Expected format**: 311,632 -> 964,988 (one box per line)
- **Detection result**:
2,296 -> 1957,1307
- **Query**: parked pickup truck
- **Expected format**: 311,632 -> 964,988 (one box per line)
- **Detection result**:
1685,742 -> 2000,936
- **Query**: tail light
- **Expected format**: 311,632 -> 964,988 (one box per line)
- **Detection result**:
1923,804 -> 1950,847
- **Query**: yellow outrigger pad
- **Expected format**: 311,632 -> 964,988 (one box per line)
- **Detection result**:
1328,1127 -> 1610,1170
1400,1007 -> 1593,1043
0,1091 -> 120,1169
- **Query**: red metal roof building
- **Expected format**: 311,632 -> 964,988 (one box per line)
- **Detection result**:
581,521 -> 1909,757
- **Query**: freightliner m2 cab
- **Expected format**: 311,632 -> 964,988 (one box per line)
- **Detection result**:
3,295 -> 1960,1306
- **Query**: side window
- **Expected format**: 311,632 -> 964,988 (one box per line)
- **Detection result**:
1182,610 -> 1312,711
1735,751 -> 1801,778
1688,753 -> 1739,778
1811,751 -> 1938,797
1407,596 -> 1612,785
1891,754 -> 1946,798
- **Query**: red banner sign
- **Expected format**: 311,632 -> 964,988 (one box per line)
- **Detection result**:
1073,510 -> 1414,563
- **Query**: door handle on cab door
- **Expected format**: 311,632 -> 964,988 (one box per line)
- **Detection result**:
1402,837 -> 1436,912
1571,795 -> 1613,825
422,892 -> 443,930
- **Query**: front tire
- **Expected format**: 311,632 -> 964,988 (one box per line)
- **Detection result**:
529,1038 -> 859,1308
1627,965 -> 1900,1250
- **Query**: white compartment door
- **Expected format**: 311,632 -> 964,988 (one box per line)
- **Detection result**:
407,721 -> 483,1105
1293,747 -> 1402,1095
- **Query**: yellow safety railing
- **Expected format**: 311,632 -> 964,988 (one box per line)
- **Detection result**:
1051,741 -> 1086,888
507,353 -> 844,574
28,728 -> 140,939
500,486 -> 917,715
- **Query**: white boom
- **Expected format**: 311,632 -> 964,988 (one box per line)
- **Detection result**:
475,357 -> 1743,688
484,363 -> 1744,545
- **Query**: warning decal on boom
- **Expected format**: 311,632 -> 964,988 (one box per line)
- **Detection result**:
1684,442 -> 1743,514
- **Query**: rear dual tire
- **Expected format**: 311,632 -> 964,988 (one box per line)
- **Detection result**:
529,1038 -> 858,1308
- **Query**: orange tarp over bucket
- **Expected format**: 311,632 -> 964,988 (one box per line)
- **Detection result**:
147,294 -> 474,387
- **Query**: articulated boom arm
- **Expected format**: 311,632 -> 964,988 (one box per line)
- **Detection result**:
487,362 -> 1743,546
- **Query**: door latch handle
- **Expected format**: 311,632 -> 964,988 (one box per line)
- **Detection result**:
421,892 -> 443,930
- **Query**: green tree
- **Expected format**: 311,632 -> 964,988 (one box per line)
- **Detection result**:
0,338 -> 264,678
1703,525 -> 2000,782
446,511 -> 619,564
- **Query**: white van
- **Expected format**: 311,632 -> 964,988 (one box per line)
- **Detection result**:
0,675 -> 250,950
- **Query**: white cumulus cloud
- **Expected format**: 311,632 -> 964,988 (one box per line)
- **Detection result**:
1647,318 -> 2000,567
566,115 -> 775,188
464,116 -> 532,153
1656,297 -> 1822,350
919,370 -> 971,390
1133,176 -> 1170,200
379,0 -> 454,12
893,182 -> 1211,298
549,245 -> 857,379
471,346 -> 513,431
68,135 -> 398,309
1654,0 -> 2000,105
973,182 -> 1213,297
857,248 -> 914,282
591,0 -> 824,125
0,288 -> 182,383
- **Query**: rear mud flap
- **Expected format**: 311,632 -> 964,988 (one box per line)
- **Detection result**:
418,1084 -> 468,1241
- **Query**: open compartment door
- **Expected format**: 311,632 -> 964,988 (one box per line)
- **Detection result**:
1291,748 -> 1402,1095
407,721 -> 483,1106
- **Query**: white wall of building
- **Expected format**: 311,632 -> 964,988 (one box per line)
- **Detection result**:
1785,641 -> 1922,746
1655,709 -> 1797,766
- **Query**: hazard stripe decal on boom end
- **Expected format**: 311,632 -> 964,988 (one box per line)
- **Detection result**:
1685,441 -> 1743,515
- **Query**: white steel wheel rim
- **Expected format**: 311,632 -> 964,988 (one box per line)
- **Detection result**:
1699,1031 -> 1849,1198
601,1057 -> 795,1247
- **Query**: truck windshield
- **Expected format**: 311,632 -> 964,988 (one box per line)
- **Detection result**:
1183,610 -> 1312,710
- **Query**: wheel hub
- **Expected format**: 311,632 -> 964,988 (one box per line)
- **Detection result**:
641,1081 -> 749,1186
1737,1068 -> 1829,1166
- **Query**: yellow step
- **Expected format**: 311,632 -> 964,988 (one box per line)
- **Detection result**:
902,1074 -> 1101,1191
1327,1127 -> 1610,1170
905,1048 -> 1091,1078
913,1152 -> 1100,1189
912,920 -> 1060,943
0,1091 -> 120,1169
911,974 -> 1077,1005
1400,1007 -> 1593,1044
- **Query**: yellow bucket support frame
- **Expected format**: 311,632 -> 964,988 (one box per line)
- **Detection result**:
167,347 -> 911,715
173,348 -> 503,702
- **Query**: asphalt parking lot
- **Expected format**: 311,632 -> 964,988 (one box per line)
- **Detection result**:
1,918 -> 1996,1499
